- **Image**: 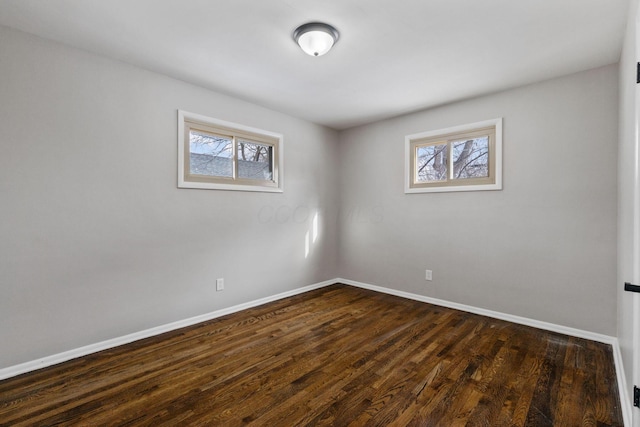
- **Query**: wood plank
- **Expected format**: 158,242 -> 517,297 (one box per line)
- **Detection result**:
0,284 -> 624,426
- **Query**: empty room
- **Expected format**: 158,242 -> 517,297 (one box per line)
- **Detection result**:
1,0 -> 639,425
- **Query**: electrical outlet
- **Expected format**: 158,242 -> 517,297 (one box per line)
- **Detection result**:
425,270 -> 433,281
216,278 -> 224,291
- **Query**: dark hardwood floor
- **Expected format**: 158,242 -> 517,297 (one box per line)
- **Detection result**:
0,284 -> 623,426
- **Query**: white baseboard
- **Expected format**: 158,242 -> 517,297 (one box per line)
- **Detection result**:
0,279 -> 335,381
611,340 -> 633,427
1,276 -> 634,426
337,278 -> 633,426
337,278 -> 616,343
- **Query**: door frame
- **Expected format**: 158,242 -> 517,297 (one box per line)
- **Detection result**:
632,6 -> 640,425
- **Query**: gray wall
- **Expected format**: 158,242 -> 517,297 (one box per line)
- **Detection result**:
337,65 -> 619,335
617,0 -> 639,412
0,23 -> 622,370
0,26 -> 340,368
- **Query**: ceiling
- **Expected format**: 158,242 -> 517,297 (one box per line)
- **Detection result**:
0,0 -> 630,130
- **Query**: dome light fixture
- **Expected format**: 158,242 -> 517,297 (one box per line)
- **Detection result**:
293,22 -> 339,57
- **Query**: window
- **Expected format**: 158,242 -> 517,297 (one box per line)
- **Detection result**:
178,110 -> 283,192
405,118 -> 502,193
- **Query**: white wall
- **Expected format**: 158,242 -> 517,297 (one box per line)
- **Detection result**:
618,0 -> 640,415
0,26 -> 340,368
337,65 -> 619,335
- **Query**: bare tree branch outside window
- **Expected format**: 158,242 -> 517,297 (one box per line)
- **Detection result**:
237,140 -> 273,180
179,111 -> 283,192
405,118 -> 501,193
189,131 -> 233,177
416,144 -> 447,182
452,137 -> 489,179
416,137 -> 489,182
188,132 -> 273,181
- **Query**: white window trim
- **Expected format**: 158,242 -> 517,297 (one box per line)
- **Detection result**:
178,110 -> 284,192
404,118 -> 503,194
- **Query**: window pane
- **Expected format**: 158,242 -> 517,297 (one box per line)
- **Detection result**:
451,136 -> 489,179
416,144 -> 447,182
237,140 -> 273,181
189,131 -> 233,177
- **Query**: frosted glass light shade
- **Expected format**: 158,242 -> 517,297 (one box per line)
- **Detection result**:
293,23 -> 339,57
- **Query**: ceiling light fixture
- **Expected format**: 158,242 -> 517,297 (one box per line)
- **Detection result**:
293,22 -> 339,57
